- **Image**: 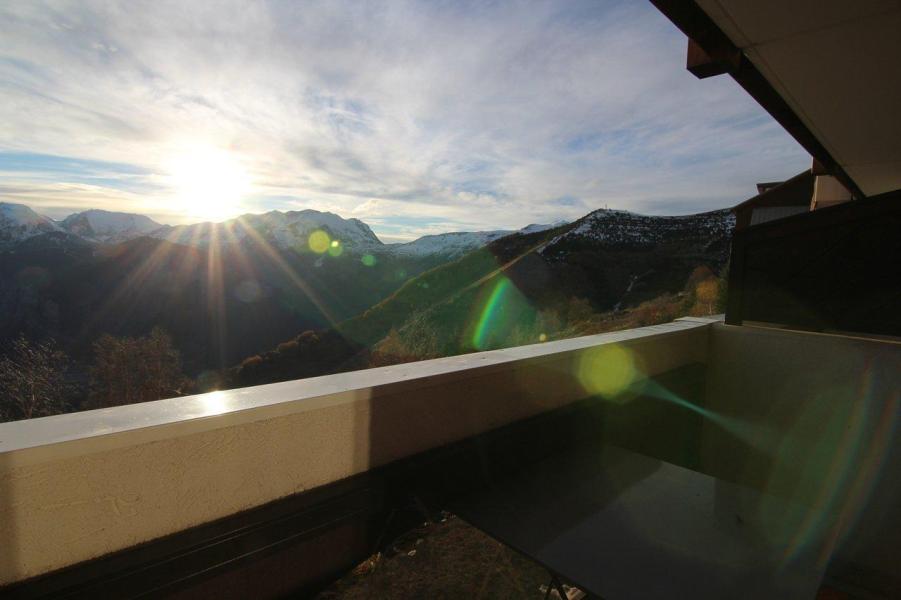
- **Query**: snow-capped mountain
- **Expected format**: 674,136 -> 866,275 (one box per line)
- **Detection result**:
519,220 -> 568,235
0,201 -> 572,258
61,209 -> 162,244
386,222 -> 567,258
540,208 -> 734,256
0,202 -> 63,246
285,208 -> 735,380
387,230 -> 511,258
154,212 -> 568,258
152,209 -> 383,250
1,199 -> 734,381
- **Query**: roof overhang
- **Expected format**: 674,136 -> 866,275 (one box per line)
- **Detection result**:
652,0 -> 901,199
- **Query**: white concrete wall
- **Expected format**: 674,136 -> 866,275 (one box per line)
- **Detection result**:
0,320 -> 710,585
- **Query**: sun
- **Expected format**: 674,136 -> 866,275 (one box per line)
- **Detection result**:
166,145 -> 251,222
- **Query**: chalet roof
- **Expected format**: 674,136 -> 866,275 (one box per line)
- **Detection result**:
654,0 -> 901,199
733,170 -> 814,212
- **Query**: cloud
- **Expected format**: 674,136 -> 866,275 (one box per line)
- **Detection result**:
0,0 -> 809,236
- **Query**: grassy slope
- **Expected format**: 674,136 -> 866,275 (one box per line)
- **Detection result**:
337,225 -> 568,348
226,209 -> 732,387
225,227 -> 567,387
358,210 -> 733,359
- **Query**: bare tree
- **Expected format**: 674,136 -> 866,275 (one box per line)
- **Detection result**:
696,279 -> 719,315
141,327 -> 186,400
0,335 -> 72,422
89,327 -> 188,408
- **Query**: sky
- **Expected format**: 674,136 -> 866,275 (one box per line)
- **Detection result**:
0,0 -> 809,242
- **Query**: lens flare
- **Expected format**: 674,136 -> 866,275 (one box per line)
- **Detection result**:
308,230 -> 330,254
577,344 -> 641,401
232,217 -> 340,326
328,240 -> 344,257
632,362 -> 898,573
472,278 -> 512,350
234,280 -> 262,303
361,254 -> 376,267
641,379 -> 779,449
764,366 -> 899,570
808,379 -> 899,566
470,276 -> 538,351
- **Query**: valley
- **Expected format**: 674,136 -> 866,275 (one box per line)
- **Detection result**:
0,201 -> 733,417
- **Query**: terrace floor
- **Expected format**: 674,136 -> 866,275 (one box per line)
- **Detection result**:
315,514 -> 548,600
316,513 -> 864,600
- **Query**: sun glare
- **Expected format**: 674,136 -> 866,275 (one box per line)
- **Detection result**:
167,146 -> 251,222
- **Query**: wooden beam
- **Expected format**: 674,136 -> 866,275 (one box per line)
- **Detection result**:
811,157 -> 829,176
686,38 -> 739,79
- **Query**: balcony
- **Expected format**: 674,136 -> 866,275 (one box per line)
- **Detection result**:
2,0 -> 900,596
1,315 -> 897,598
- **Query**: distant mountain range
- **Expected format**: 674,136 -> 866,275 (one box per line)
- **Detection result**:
61,209 -> 161,244
0,203 -> 62,244
0,199 -> 734,386
346,207 -> 735,349
230,207 -> 735,388
0,202 -> 560,259
0,201 -> 569,372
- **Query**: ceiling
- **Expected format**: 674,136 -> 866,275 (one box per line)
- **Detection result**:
695,0 -> 901,196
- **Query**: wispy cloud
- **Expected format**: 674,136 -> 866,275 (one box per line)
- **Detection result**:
0,0 -> 808,236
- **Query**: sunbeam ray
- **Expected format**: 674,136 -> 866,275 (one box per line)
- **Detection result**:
233,216 -> 340,328
77,235 -> 183,344
206,222 -> 228,369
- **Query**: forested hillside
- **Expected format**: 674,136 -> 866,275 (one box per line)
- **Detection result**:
228,208 -> 733,387
0,203 -> 734,419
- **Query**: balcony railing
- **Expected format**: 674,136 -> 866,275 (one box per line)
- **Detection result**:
0,316 -> 897,597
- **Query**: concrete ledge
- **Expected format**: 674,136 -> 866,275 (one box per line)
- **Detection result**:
0,320 -> 711,585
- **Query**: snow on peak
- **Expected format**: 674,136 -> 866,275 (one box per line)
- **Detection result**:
278,209 -> 382,246
61,209 -> 162,243
387,230 -> 512,258
0,201 -> 575,260
384,220 -> 570,258
540,208 -> 734,256
1,202 -> 50,225
519,220 -> 569,234
0,202 -> 62,245
152,208 -> 383,251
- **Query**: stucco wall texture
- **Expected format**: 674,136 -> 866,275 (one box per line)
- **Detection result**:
0,321 -> 710,585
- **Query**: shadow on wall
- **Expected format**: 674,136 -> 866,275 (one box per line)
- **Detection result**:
0,450 -> 16,585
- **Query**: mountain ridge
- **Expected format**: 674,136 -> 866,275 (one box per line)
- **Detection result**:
61,209 -> 162,244
0,202 -> 64,245
228,207 -> 734,388
342,207 -> 734,347
0,199 -> 735,393
0,201 -> 567,257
